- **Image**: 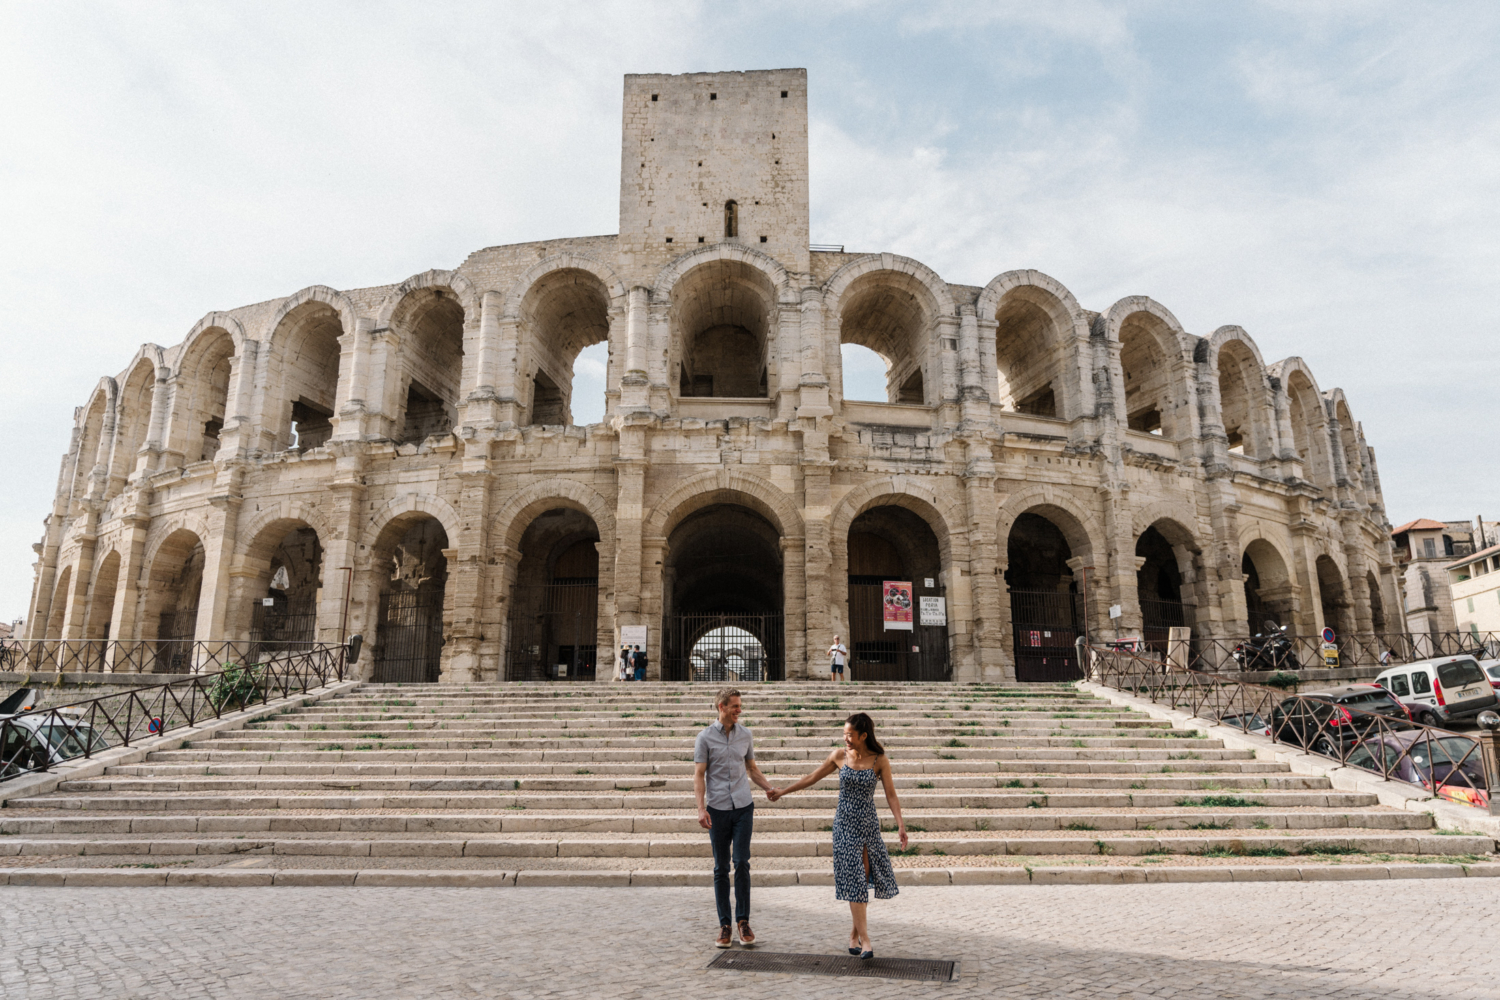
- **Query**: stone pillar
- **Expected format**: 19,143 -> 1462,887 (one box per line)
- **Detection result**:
1100,488 -> 1143,641
333,318 -> 376,440
195,486 -> 243,669
463,290 -> 507,426
612,451 -> 647,660
800,458 -> 833,682
622,286 -> 650,410
139,365 -> 172,477
640,534 -> 665,680
962,459 -> 1004,681
107,507 -> 151,651
60,517 -> 99,641
782,534 -> 807,681
442,465 -> 494,682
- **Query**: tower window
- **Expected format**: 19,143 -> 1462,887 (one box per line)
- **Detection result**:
781,91 -> 787,98
710,93 -> 717,100
651,94 -> 658,101
665,237 -> 673,244
759,236 -> 767,243
698,236 -> 705,243
724,201 -> 738,238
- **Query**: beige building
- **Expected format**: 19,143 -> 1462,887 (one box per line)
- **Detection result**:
1391,518 -> 1483,633
24,69 -> 1398,683
1449,541 -> 1500,640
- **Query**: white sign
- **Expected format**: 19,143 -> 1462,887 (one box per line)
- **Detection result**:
619,625 -> 649,654
1109,604 -> 1122,620
923,578 -> 935,588
919,596 -> 947,626
261,597 -> 276,606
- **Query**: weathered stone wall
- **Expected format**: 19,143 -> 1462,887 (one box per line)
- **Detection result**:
24,69 -> 1400,684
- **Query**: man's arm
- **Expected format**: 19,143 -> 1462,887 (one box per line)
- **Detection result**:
745,757 -> 775,796
694,762 -> 711,829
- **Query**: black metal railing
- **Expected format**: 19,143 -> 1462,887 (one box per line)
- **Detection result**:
1083,641 -> 1496,810
664,612 -> 785,682
1145,630 -> 1500,674
0,638 -> 352,676
0,639 -> 355,782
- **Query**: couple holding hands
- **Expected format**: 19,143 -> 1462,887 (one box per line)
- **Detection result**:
692,686 -> 908,958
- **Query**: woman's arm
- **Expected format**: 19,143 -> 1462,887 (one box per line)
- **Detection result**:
878,755 -> 907,849
772,750 -> 842,799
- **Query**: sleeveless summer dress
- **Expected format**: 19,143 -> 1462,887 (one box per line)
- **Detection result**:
832,763 -> 900,902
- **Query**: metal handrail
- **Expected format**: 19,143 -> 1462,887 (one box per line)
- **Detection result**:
1083,641 -> 1495,810
1130,630 -> 1500,674
0,639 -> 356,782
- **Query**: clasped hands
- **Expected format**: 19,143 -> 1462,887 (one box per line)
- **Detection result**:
765,786 -> 786,802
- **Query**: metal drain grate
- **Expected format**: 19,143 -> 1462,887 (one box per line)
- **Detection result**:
708,950 -> 957,981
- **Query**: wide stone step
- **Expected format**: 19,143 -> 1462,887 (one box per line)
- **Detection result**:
10,789 -> 1380,811
0,809 -> 1431,836
191,736 -> 1223,753
1,831 -> 1484,858
141,748 -> 1261,765
246,720 -> 1161,734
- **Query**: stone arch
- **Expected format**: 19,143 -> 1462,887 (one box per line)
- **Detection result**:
507,258 -> 622,426
238,499 -> 334,557
492,478 -> 618,554
996,486 -> 1105,566
171,319 -> 240,465
831,477 -> 964,568
1314,551 -> 1355,638
1105,296 -> 1197,440
1270,357 -> 1334,487
142,527 -> 206,660
382,275 -> 470,443
262,285 -> 358,452
71,378 -> 118,500
105,353 -> 161,498
142,512 -> 212,572
977,269 -> 1090,421
45,565 -> 72,639
667,256 -> 782,399
365,492 -> 461,551
266,285 -> 359,345
229,512 -> 327,640
1207,326 -> 1275,459
84,548 -> 124,641
1325,388 -> 1366,498
823,255 -> 952,406
1132,507 -> 1208,640
650,242 -> 793,301
644,469 -> 805,543
1239,533 -> 1296,631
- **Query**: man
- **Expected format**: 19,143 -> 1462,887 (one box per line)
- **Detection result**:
632,644 -> 648,682
694,687 -> 775,948
828,634 -> 849,682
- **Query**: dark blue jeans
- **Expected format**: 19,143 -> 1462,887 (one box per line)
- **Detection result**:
708,803 -> 753,925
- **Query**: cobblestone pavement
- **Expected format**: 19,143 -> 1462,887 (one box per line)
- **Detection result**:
3,882 -> 1498,999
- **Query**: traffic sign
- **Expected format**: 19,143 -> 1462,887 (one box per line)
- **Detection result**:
1321,627 -> 1335,644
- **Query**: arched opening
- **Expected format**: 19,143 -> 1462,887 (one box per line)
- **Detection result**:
271,302 -> 343,452
242,523 -> 323,652
108,360 -> 155,497
1334,400 -> 1365,499
994,288 -> 1067,417
521,269 -> 611,426
1284,369 -> 1332,486
837,272 -> 934,406
73,391 -> 109,499
1315,554 -> 1354,640
504,508 -> 601,682
1136,521 -> 1201,654
174,327 -> 234,465
371,515 -> 448,683
145,529 -> 205,672
1119,313 -> 1185,438
45,566 -> 72,640
1241,539 -> 1294,633
392,288 -> 463,443
839,343 -> 891,402
1006,511 -> 1084,681
846,505 -> 948,681
1217,341 -> 1268,457
85,550 -> 122,642
672,260 -> 774,399
663,503 -> 783,680
1367,571 -> 1387,634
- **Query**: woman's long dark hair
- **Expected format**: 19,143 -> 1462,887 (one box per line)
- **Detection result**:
845,712 -> 885,757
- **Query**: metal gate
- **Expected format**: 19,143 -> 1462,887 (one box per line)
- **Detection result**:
155,611 -> 197,673
1010,589 -> 1082,682
1141,598 -> 1187,659
664,612 -> 784,682
249,597 -> 317,655
847,579 -> 950,682
505,580 -> 598,682
373,589 -> 444,683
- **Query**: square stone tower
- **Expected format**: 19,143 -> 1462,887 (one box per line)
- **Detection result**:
618,68 -> 810,284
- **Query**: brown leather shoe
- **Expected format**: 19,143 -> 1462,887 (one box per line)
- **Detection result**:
737,920 -> 756,946
716,924 -> 733,948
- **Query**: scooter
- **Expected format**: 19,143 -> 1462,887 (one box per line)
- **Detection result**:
1232,620 -> 1301,671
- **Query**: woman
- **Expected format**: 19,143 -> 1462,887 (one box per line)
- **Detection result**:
770,712 -> 906,959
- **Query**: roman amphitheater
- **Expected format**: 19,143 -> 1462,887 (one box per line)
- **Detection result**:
23,69 -> 1396,685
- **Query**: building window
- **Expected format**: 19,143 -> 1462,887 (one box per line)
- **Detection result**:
724,200 -> 738,238
1468,597 -> 1476,613
1423,538 -> 1437,558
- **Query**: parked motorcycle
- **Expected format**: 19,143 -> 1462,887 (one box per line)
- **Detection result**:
1233,620 -> 1301,671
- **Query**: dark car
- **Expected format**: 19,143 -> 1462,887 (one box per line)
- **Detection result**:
1346,729 -> 1489,808
1269,684 -> 1414,756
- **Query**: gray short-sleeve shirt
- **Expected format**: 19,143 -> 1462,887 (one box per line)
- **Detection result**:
694,721 -> 755,810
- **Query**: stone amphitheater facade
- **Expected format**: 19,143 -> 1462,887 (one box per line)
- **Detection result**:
24,69 -> 1397,684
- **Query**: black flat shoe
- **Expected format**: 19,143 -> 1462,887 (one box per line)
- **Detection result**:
848,947 -> 861,956
860,949 -> 874,961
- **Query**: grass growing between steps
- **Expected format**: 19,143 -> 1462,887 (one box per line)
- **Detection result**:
1175,796 -> 1264,808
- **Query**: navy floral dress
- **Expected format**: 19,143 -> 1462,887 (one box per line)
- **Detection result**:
832,763 -> 900,902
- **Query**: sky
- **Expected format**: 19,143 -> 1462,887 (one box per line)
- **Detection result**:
1,0 -> 1497,623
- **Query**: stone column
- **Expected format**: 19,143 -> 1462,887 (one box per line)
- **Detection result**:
333,318 -> 376,441
195,485 -> 243,669
962,461 -> 1004,681
612,451 -> 647,660
800,458 -> 833,682
60,516 -> 99,641
622,286 -> 650,410
464,290 -> 507,426
139,365 -> 172,477
442,465 -> 494,682
782,534 -> 807,681
107,506 -> 151,654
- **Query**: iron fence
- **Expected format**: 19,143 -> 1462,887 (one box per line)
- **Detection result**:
1083,641 -> 1497,810
1009,589 -> 1082,682
0,638 -> 347,676
1146,630 -> 1500,675
0,639 -> 354,782
664,612 -> 784,682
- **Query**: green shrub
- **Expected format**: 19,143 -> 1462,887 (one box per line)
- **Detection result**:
1265,672 -> 1300,691
209,663 -> 264,712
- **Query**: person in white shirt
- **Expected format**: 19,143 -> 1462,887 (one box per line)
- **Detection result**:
828,635 -> 849,682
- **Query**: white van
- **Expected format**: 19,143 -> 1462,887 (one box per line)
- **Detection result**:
1374,656 -> 1499,727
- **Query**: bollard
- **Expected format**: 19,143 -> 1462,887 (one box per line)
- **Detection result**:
1477,711 -> 1500,816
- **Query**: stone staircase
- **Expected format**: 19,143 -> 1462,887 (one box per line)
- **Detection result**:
2,682 -> 1493,877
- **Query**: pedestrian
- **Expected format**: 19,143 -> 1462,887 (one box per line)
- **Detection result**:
633,644 -> 648,682
768,712 -> 905,960
616,645 -> 631,681
828,634 -> 849,683
695,686 -> 777,949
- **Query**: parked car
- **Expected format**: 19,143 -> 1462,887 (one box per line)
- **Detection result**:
1479,659 -> 1500,691
1269,684 -> 1413,756
1218,712 -> 1270,736
1374,656 -> 1499,727
0,689 -> 109,780
1345,729 -> 1490,808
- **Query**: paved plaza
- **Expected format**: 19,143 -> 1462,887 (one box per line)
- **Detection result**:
4,881 -> 1498,999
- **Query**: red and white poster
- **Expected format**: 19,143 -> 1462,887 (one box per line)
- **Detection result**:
882,581 -> 914,631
